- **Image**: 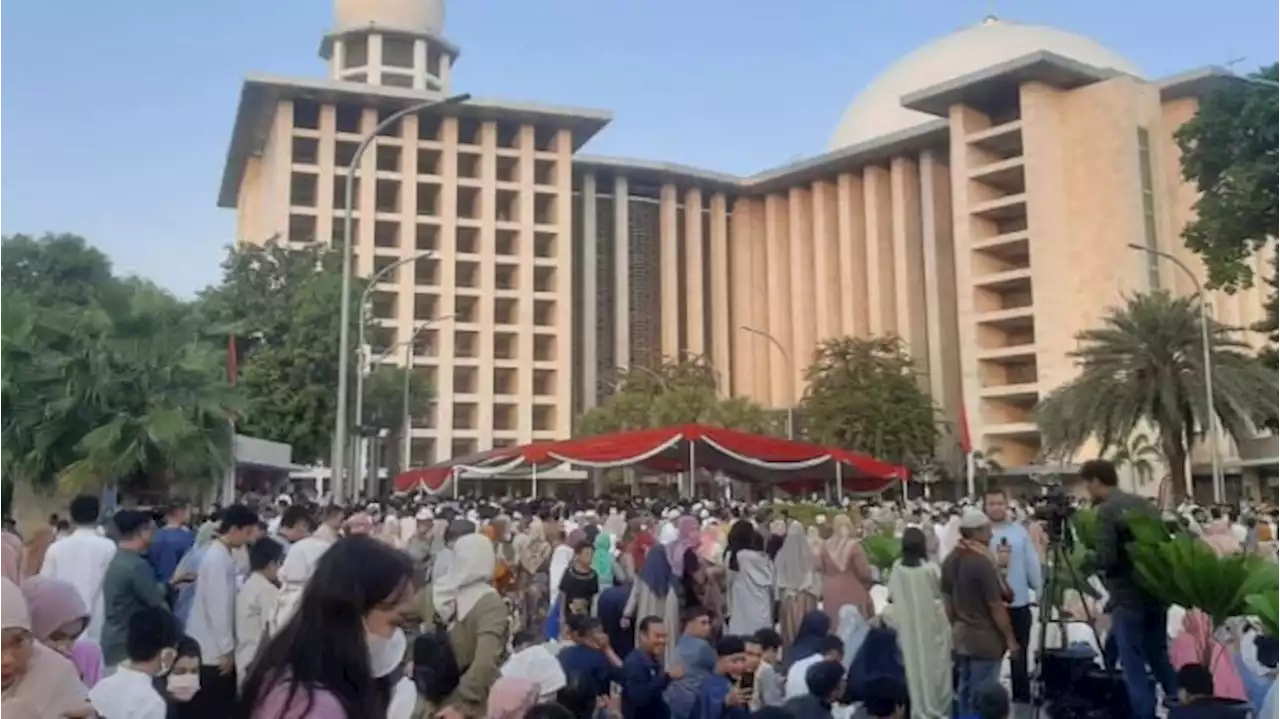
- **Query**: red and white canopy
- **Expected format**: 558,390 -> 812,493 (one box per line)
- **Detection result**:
393,424 -> 906,495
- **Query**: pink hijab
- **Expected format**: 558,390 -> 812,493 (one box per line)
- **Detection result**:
1169,609 -> 1246,701
20,576 -> 103,687
666,516 -> 701,575
0,579 -> 92,716
2,532 -> 23,583
1201,519 -> 1241,557
486,677 -> 540,719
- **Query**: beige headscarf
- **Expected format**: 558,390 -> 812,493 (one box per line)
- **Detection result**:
433,534 -> 498,623
823,514 -> 858,570
775,521 -> 818,594
1,579 -> 92,716
517,518 -> 552,575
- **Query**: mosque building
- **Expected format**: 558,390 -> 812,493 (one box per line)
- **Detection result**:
217,0 -> 1275,492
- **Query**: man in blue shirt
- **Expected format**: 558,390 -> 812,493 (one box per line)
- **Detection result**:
985,488 -> 1043,705
147,499 -> 194,584
622,615 -> 683,719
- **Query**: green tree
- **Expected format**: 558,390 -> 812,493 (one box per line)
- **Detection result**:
801,336 -> 939,463
1037,292 -> 1278,499
196,240 -> 364,465
1,233 -> 115,308
577,357 -> 771,435
1175,64 -> 1278,359
1107,431 -> 1162,489
361,365 -> 435,483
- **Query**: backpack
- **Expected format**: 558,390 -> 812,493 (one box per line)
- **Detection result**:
412,612 -> 462,703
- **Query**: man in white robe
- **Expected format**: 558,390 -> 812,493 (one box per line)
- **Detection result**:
41,494 -> 117,642
271,506 -> 341,631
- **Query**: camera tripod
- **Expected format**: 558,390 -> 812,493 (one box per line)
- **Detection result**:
1030,535 -> 1123,719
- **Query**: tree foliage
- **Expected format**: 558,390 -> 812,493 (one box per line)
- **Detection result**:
2,234 -> 239,497
362,365 -> 435,481
801,336 -> 939,463
1037,292 -> 1278,499
576,358 -> 773,436
196,240 -> 364,465
1176,64 -> 1278,360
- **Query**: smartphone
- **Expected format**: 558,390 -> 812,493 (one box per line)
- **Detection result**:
738,671 -> 755,692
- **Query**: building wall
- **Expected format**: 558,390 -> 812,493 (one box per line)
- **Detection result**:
238,98 -> 576,466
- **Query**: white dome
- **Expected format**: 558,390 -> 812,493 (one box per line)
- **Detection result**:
827,18 -> 1141,150
333,0 -> 445,34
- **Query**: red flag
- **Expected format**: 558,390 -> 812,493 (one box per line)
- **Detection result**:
957,405 -> 973,455
227,334 -> 238,386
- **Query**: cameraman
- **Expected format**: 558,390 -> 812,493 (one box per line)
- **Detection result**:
984,488 -> 1042,705
1081,458 -> 1178,719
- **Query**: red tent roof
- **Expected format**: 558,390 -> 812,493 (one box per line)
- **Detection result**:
393,424 -> 905,494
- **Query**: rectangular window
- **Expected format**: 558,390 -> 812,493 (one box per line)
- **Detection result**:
1137,127 -> 1160,290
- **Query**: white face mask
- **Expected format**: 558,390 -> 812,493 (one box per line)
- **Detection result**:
367,627 -> 407,678
167,672 -> 200,702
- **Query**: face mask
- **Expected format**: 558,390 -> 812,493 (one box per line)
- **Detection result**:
167,672 -> 200,701
367,627 -> 407,678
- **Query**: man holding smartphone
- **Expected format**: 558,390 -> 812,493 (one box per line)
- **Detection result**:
984,488 -> 1042,706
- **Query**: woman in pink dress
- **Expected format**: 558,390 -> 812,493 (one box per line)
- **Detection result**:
817,514 -> 874,623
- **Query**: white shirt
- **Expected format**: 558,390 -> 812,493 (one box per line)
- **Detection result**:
88,664 -> 167,719
273,532 -> 334,631
40,526 -> 117,642
187,540 -> 237,664
236,572 -> 280,681
784,654 -> 824,699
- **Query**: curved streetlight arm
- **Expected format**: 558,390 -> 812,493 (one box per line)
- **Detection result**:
739,325 -> 796,439
333,92 -> 471,504
1126,242 -> 1221,501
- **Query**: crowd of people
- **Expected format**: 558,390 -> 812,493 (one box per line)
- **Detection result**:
0,457 -> 1276,719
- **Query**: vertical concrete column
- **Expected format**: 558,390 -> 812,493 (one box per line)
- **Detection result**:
357,107 -> 380,277
747,200 -> 772,399
920,149 -> 963,424
659,184 -> 681,360
269,104 -> 295,240
787,187 -> 815,393
708,193 -> 731,393
948,104 -> 981,457
553,129 -> 575,437
863,166 -> 894,336
412,39 -> 428,90
581,173 -> 600,409
330,40 -> 346,79
474,121 -> 499,448
398,114 -> 422,347
890,156 -> 928,378
764,194 -> 791,408
684,188 -> 706,356
811,181 -> 841,341
836,173 -> 868,338
367,33 -> 384,85
613,176 -> 631,369
729,199 -> 755,398
315,103 -> 338,248
436,115 -> 462,452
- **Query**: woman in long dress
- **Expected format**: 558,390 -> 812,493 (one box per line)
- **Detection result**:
515,518 -> 553,637
775,521 -> 820,651
883,527 -> 952,718
818,514 -> 874,622
725,520 -> 774,637
623,544 -> 682,667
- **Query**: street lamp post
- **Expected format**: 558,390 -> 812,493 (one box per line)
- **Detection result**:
399,315 -> 455,471
332,92 -> 471,506
1127,243 -> 1222,502
740,326 -> 795,439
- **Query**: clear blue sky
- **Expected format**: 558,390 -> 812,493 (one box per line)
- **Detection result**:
3,0 -> 1275,297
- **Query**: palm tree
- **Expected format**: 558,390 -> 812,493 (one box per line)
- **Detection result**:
1037,292 -> 1277,500
1108,431 -> 1162,490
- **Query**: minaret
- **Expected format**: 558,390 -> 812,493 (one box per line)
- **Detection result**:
319,0 -> 459,92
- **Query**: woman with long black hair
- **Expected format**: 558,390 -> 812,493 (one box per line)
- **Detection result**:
725,520 -> 773,637
232,536 -> 414,719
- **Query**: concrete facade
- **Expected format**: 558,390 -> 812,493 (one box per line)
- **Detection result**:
218,5 -> 1272,477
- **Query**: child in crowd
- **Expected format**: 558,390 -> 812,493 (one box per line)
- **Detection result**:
88,607 -> 178,719
235,537 -> 283,682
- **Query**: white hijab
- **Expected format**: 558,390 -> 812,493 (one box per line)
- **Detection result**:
433,534 -> 497,623
775,521 -> 818,594
501,644 -> 567,700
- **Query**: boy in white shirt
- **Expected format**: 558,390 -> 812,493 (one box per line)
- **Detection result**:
89,607 -> 177,719
236,537 -> 283,682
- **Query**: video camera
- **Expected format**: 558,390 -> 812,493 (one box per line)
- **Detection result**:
1031,487 -> 1075,546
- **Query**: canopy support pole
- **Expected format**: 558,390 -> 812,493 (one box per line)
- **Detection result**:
451,467 -> 459,500
532,463 -> 539,499
686,439 -> 696,499
835,462 -> 843,503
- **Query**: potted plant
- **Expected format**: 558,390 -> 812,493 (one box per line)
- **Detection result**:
861,534 -> 902,581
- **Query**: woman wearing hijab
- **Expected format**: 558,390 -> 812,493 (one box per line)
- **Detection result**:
623,545 -> 682,667
617,521 -> 652,584
515,518 -> 554,636
725,520 -> 774,637
420,534 -> 510,718
486,677 -> 540,719
775,522 -> 821,651
668,516 -> 704,609
1202,519 -> 1243,557
783,610 -> 831,670
20,576 -> 104,688
591,532 -> 614,591
1,578 -> 94,718
764,520 -> 787,561
882,526 -> 951,718
817,514 -> 874,623
1170,609 -> 1247,702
